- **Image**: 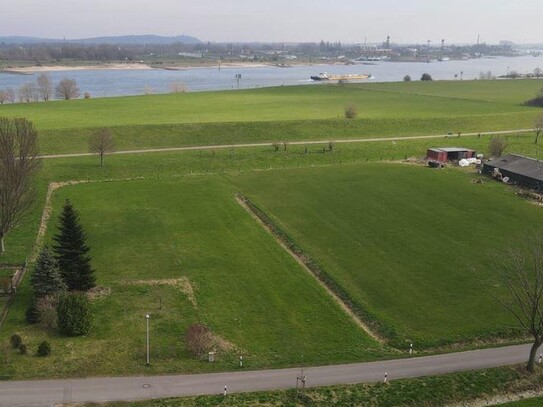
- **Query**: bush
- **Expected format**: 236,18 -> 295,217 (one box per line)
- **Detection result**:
57,292 -> 93,336
37,341 -> 51,357
489,137 -> 508,157
403,75 -> 412,82
185,324 -> 214,356
421,73 -> 433,81
37,295 -> 59,329
10,334 -> 22,349
344,104 -> 357,119
523,97 -> 543,108
25,302 -> 40,324
19,344 -> 27,355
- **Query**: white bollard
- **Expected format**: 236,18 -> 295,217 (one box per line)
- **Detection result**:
384,372 -> 388,383
223,385 -> 227,396
539,354 -> 542,364
409,343 -> 413,355
240,355 -> 243,367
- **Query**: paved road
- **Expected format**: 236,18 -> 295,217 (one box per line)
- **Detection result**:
40,128 -> 534,160
0,343 -> 536,406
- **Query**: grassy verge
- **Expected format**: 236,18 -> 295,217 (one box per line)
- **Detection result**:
79,365 -> 543,407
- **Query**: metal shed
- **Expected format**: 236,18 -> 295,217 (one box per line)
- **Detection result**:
482,154 -> 543,191
427,147 -> 476,162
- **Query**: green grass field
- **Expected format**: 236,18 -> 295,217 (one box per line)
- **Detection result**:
0,80 -> 540,155
0,80 -> 542,380
0,176 -> 382,379
231,164 -> 543,347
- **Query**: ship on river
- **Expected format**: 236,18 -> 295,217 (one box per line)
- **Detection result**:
310,72 -> 371,81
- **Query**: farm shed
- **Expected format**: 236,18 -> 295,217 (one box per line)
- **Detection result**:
427,147 -> 475,162
482,154 -> 543,191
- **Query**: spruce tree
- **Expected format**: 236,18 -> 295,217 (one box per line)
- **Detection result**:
53,200 -> 96,291
30,246 -> 66,298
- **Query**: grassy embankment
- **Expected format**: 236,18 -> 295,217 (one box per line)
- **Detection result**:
0,80 -> 541,155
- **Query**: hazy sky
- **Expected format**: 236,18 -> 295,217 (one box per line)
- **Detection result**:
2,0 -> 542,44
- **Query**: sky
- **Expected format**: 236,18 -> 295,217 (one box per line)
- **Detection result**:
1,0 -> 542,44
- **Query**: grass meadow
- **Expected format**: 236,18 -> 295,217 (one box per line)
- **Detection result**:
231,164 -> 543,347
0,177 -> 382,379
0,80 -> 542,379
0,80 -> 540,154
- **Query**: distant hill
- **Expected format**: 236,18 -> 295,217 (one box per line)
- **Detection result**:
0,35 -> 202,45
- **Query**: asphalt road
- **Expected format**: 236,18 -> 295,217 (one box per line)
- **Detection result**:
0,343 -> 536,406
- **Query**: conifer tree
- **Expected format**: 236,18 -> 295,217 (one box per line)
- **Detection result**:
30,246 -> 66,298
53,200 -> 96,291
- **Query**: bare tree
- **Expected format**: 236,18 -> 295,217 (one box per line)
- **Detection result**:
534,68 -> 543,79
89,128 -> 114,166
55,78 -> 80,100
0,90 -> 7,105
18,82 -> 39,103
0,118 -> 41,254
534,115 -> 543,144
169,81 -> 187,93
37,73 -> 53,101
488,137 -> 508,157
5,88 -> 15,103
493,233 -> 543,372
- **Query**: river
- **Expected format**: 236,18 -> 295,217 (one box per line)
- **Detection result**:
0,55 -> 542,99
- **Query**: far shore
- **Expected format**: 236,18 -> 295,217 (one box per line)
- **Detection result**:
0,60 -> 352,74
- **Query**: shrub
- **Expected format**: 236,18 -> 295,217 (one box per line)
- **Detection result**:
344,104 -> 358,119
37,341 -> 51,357
185,324 -> 214,356
10,334 -> 22,349
37,295 -> 59,329
19,344 -> 27,355
57,292 -> 93,336
421,73 -> 433,81
488,137 -> 508,157
25,302 -> 40,324
524,96 -> 543,108
84,92 -> 91,99
403,75 -> 412,82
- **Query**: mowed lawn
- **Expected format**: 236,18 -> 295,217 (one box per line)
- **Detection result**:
0,176 -> 380,379
231,164 -> 543,347
0,80 -> 541,155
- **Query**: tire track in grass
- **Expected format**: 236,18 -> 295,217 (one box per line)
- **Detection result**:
235,193 -> 387,345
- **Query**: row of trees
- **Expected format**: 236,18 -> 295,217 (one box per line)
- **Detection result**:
0,74 -> 80,104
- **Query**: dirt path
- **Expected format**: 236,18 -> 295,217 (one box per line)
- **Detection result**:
235,195 -> 385,344
39,128 -> 534,160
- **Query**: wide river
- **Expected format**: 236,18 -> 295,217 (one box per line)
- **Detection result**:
1,55 -> 542,98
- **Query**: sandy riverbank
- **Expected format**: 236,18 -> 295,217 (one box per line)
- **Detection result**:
4,63 -> 154,73
2,61 -> 289,74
